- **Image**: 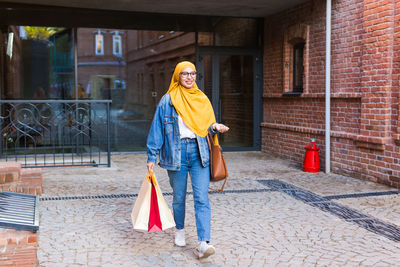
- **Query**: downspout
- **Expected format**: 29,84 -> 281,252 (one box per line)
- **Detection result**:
325,0 -> 331,173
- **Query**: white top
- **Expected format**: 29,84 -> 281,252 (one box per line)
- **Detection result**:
178,116 -> 196,139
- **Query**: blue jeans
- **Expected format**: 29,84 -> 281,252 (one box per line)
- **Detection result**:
167,138 -> 211,242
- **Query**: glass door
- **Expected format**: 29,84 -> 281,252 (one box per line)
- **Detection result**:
196,47 -> 262,150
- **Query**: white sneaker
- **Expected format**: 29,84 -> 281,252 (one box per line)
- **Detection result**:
195,241 -> 215,259
174,229 -> 186,247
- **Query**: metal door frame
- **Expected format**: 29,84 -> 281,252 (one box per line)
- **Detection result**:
196,46 -> 263,151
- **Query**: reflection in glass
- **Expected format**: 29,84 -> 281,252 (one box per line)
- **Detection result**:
78,29 -> 197,151
3,24 -> 257,153
95,32 -> 104,55
3,26 -> 74,100
219,55 -> 253,147
214,18 -> 258,47
202,55 -> 213,103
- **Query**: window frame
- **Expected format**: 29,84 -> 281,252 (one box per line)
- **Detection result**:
282,24 -> 309,95
112,34 -> 122,57
95,33 -> 104,56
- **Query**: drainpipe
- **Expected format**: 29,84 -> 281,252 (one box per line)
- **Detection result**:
325,0 -> 331,173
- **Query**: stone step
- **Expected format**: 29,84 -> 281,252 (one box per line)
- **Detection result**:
0,162 -> 22,185
0,244 -> 38,266
0,162 -> 22,173
0,182 -> 42,196
0,165 -> 43,195
0,228 -> 38,266
0,171 -> 19,184
0,228 -> 38,247
20,168 -> 43,184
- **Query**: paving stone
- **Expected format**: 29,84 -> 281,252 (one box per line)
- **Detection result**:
37,152 -> 400,266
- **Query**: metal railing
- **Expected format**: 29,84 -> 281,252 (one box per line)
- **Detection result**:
0,100 -> 111,168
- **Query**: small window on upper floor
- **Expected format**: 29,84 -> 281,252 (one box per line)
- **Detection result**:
113,35 -> 122,57
293,42 -> 305,93
95,33 -> 104,56
283,24 -> 309,95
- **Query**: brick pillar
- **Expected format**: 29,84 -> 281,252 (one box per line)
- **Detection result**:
358,0 -> 395,150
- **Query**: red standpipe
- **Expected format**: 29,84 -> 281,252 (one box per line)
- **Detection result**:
303,139 -> 320,172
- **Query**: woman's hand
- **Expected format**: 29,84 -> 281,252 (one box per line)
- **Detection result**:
213,123 -> 229,133
147,162 -> 155,173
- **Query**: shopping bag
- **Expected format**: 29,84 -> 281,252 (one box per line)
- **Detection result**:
131,171 -> 175,232
148,180 -> 162,232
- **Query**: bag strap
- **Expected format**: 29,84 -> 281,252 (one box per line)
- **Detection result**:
206,133 -> 212,151
146,171 -> 157,187
209,178 -> 227,192
207,132 -> 227,192
207,132 -> 219,147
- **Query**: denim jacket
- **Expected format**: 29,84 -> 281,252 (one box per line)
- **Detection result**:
147,93 -> 216,171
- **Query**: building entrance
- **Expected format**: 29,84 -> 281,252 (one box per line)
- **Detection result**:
197,47 -> 262,150
1,17 -> 262,158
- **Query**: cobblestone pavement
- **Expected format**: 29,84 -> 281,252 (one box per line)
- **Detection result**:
38,152 -> 400,266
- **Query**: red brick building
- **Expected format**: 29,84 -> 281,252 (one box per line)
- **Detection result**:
77,28 -> 128,104
262,0 -> 400,188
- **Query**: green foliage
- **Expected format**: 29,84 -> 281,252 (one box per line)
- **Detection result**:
23,27 -> 63,40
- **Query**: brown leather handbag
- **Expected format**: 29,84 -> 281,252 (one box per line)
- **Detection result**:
207,133 -> 228,191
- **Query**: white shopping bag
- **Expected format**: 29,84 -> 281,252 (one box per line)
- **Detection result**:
131,171 -> 175,232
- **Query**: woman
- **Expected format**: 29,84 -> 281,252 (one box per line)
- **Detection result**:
146,61 -> 229,259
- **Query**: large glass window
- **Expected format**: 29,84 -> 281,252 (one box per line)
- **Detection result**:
197,18 -> 259,47
219,55 -> 254,147
2,19 -> 260,152
200,52 -> 255,148
3,26 -> 74,100
78,29 -> 197,151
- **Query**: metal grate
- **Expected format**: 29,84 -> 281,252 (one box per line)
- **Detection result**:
258,179 -> 400,242
0,191 -> 39,232
325,190 -> 400,200
39,188 -> 276,201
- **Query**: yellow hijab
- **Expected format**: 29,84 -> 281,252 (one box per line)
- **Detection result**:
166,61 -> 216,138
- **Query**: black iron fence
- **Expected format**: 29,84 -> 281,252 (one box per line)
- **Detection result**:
0,100 -> 111,167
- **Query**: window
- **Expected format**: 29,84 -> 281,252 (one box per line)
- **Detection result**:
283,24 -> 309,94
95,33 -> 104,55
113,35 -> 122,57
293,42 -> 305,93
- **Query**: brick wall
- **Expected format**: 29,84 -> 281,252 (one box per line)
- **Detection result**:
0,162 -> 42,266
263,0 -> 400,188
0,229 -> 38,266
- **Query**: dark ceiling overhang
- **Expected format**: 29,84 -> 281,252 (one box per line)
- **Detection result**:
0,0 -> 308,31
0,3 -> 221,31
0,0 -> 308,18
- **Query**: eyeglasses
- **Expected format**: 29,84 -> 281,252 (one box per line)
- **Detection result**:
180,72 -> 197,78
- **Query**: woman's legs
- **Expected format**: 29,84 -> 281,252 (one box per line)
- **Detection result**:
167,139 -> 189,230
168,138 -> 211,242
168,165 -> 188,230
190,159 -> 211,241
